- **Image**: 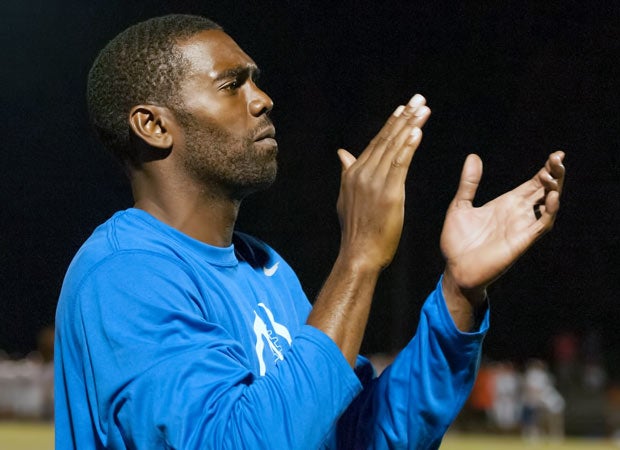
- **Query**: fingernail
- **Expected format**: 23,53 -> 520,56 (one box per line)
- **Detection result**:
394,105 -> 405,117
407,94 -> 424,108
408,127 -> 421,143
415,105 -> 429,117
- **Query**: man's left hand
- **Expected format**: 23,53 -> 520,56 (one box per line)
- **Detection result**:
440,151 -> 566,309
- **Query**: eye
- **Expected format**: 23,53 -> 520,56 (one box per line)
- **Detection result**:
223,80 -> 241,91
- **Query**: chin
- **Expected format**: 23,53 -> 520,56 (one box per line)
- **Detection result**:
232,167 -> 278,200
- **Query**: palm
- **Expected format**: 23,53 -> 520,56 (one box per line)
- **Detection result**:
440,152 -> 565,290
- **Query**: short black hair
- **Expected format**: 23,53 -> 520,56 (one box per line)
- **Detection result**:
86,14 -> 222,165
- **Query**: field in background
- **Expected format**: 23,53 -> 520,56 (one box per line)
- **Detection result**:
0,422 -> 619,449
441,432 -> 619,449
0,422 -> 53,450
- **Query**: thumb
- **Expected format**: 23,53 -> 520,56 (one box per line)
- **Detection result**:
337,148 -> 357,171
453,154 -> 483,206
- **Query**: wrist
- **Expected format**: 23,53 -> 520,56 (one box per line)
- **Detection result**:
441,268 -> 487,307
441,269 -> 487,332
334,248 -> 385,278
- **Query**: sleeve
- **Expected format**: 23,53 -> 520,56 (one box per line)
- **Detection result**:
71,251 -> 362,449
334,277 -> 489,450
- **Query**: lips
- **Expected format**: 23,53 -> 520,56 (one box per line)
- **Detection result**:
254,125 -> 276,141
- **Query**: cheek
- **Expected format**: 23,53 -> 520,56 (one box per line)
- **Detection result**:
182,91 -> 248,130
206,109 -> 250,138
223,103 -> 252,131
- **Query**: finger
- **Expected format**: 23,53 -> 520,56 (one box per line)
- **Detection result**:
362,96 -> 428,172
532,151 -> 566,196
547,150 -> 566,191
410,104 -> 431,129
534,152 -> 565,223
355,104 -> 406,167
358,95 -> 426,167
337,148 -> 357,172
385,127 -> 423,186
544,190 -> 561,218
534,190 -> 560,233
380,123 -> 423,175
377,97 -> 429,171
511,152 -> 566,206
402,94 -> 427,121
452,154 -> 483,207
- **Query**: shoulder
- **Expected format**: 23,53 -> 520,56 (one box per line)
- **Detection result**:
59,210 -> 200,310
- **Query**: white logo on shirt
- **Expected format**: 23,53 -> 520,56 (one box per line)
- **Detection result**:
262,262 -> 280,277
253,303 -> 292,376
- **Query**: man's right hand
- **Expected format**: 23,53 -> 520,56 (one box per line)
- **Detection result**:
336,94 -> 431,272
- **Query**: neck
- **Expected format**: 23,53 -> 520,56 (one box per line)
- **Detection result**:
131,169 -> 241,247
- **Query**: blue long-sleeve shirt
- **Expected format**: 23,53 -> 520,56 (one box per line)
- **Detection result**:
55,208 -> 488,449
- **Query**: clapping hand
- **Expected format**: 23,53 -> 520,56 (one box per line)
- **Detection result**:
440,151 -> 566,312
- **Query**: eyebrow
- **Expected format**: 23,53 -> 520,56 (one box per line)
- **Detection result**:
212,64 -> 261,82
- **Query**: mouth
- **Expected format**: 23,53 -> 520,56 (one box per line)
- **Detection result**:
254,125 -> 276,142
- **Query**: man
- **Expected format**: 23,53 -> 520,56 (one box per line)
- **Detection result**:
55,14 -> 566,449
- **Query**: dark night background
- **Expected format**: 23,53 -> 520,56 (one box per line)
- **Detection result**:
2,1 -> 618,373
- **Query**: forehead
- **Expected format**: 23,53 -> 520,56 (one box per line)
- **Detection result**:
176,30 -> 256,76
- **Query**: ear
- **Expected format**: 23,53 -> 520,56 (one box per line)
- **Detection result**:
129,105 -> 174,149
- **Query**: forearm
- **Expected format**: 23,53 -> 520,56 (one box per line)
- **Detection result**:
95,327 -> 361,449
336,281 -> 489,449
306,253 -> 381,367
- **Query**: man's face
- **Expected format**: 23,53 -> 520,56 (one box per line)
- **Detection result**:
173,30 -> 277,198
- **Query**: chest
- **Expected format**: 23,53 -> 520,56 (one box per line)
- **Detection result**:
191,262 -> 309,376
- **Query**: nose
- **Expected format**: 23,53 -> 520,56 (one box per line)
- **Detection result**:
248,84 -> 273,117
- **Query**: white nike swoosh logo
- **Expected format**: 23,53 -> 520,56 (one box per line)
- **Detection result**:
263,262 -> 279,277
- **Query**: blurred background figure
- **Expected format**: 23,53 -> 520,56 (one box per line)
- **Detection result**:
0,326 -> 54,421
490,361 -> 522,432
522,359 -> 565,442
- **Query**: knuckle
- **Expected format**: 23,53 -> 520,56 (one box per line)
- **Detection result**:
391,158 -> 404,168
377,134 -> 392,145
400,107 -> 413,118
355,171 -> 371,185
